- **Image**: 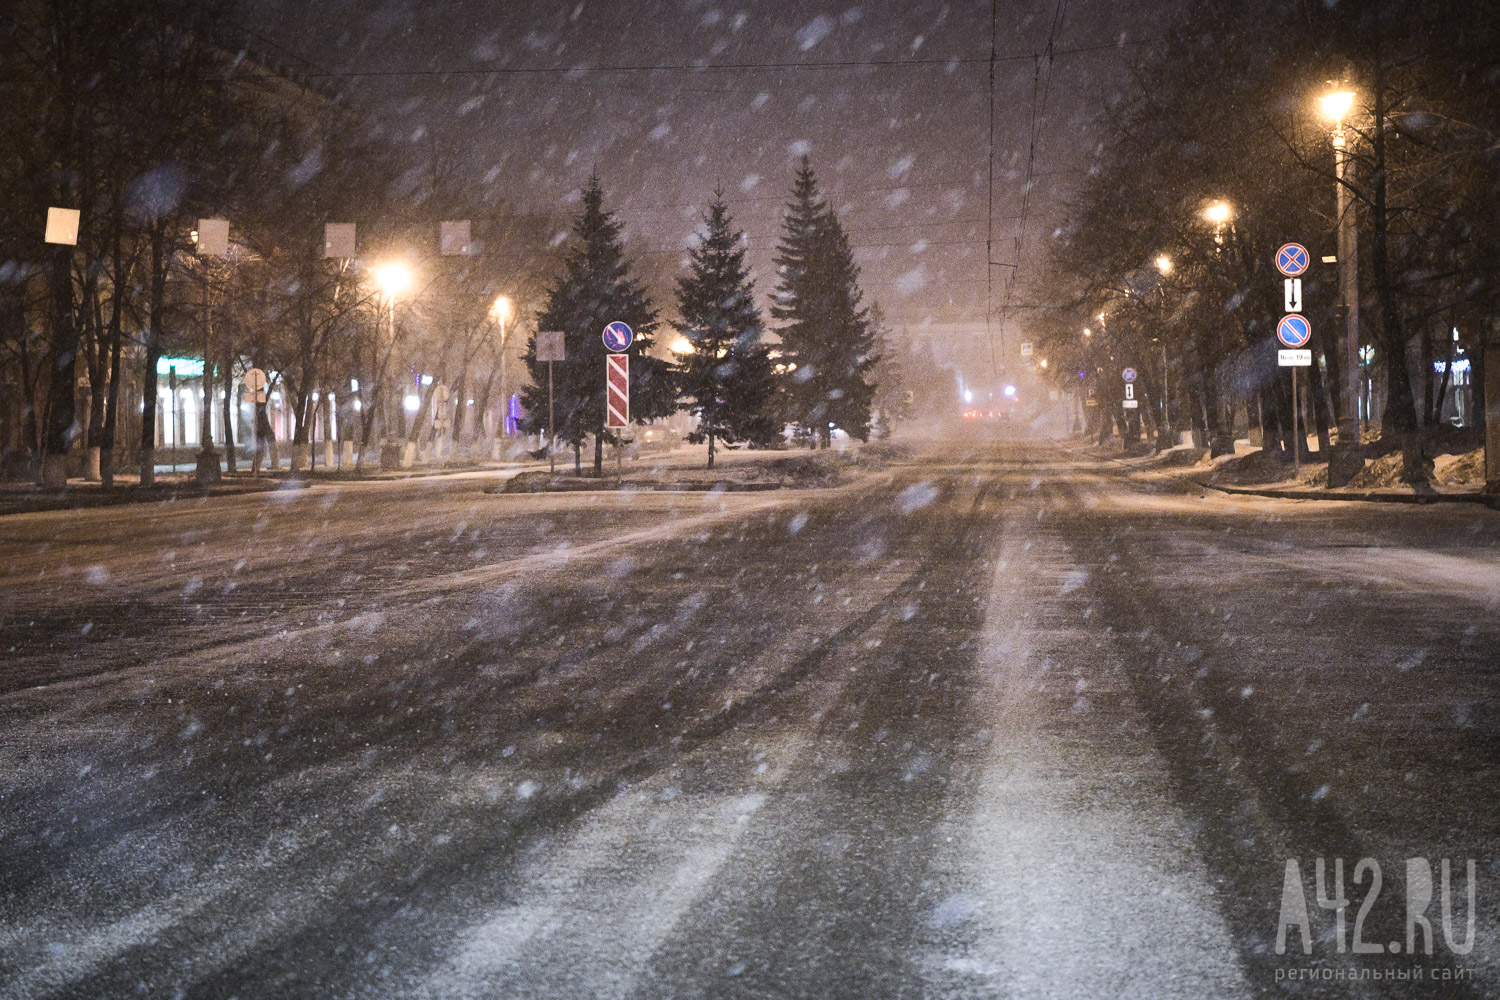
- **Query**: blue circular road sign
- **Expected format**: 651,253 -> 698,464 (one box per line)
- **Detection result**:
1277,314 -> 1312,348
1276,243 -> 1310,277
602,321 -> 634,352
1121,367 -> 1137,382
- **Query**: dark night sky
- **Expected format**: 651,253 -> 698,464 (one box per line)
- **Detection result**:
247,0 -> 1155,383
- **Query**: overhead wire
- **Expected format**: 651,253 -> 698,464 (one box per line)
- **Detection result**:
994,0 -> 1068,374
267,38 -> 1152,81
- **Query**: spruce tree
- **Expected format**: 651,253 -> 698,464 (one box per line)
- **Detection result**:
771,157 -> 827,443
519,175 -> 673,476
772,158 -> 877,447
811,210 -> 878,443
674,191 -> 779,468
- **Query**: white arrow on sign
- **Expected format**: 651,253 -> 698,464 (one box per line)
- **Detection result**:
1284,278 -> 1303,314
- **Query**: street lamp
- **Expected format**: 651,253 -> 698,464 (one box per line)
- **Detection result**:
490,295 -> 513,451
1203,201 -> 1233,247
373,261 -> 414,300
1319,89 -> 1356,123
1320,86 -> 1362,466
372,261 -> 414,468
1153,255 -> 1172,435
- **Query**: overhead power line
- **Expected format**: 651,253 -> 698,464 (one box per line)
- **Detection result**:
272,38 -> 1154,81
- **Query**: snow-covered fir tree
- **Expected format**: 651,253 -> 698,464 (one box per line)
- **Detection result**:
674,191 -> 779,468
520,174 -> 674,475
772,157 -> 878,447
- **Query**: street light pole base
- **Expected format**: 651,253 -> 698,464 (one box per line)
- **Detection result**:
1327,442 -> 1364,488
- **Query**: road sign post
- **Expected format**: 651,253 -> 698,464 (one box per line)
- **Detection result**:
536,331 -> 565,475
606,354 -> 629,429
1277,314 -> 1313,477
603,321 -> 634,353
603,323 -> 632,476
1276,243 -> 1310,278
433,384 -> 451,465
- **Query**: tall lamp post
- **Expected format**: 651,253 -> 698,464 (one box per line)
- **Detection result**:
1319,88 -> 1361,483
1154,255 -> 1173,440
489,294 -> 513,459
373,261 -> 413,470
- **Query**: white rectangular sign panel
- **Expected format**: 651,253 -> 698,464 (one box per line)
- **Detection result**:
440,220 -> 472,256
45,207 -> 80,245
536,330 -> 565,362
324,222 -> 356,258
197,218 -> 230,256
1278,349 -> 1312,367
1284,278 -> 1303,313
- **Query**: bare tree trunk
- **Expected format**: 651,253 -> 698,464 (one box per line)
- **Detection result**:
41,242 -> 78,489
1368,56 -> 1420,460
139,223 -> 168,487
83,271 -> 106,480
100,222 -> 126,489
222,356 -> 236,474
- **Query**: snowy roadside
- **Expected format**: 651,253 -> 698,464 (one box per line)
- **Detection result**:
1066,435 -> 1497,507
493,442 -> 901,493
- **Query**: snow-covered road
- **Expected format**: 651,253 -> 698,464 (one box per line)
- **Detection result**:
2,443 -> 1496,998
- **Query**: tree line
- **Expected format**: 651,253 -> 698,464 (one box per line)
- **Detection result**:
1,0 -> 887,486
1030,0 -> 1500,481
0,0 -> 565,486
520,160 -> 881,476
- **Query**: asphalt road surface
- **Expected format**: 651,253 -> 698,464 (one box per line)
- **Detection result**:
2,442 -> 1497,999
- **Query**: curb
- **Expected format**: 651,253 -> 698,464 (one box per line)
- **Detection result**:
488,481 -> 794,496
0,480 -> 310,517
1195,480 -> 1498,507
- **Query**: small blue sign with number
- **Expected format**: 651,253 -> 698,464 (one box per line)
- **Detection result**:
1277,314 -> 1312,348
602,321 -> 633,352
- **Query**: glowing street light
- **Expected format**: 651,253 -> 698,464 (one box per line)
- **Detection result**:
1318,89 -> 1356,124
371,261 -> 414,469
490,294 -> 512,324
670,336 -> 694,355
373,261 -> 414,300
1203,201 -> 1233,250
1155,255 -> 1173,275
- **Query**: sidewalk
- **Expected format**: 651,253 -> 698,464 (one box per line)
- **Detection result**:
0,457 -> 545,517
1198,480 -> 1496,507
1064,435 -> 1498,509
0,476 -> 306,517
